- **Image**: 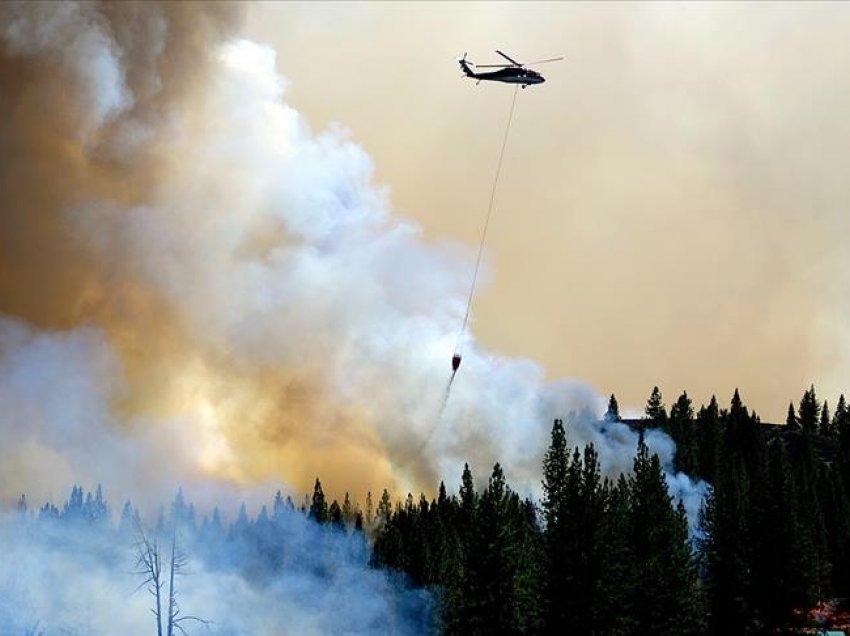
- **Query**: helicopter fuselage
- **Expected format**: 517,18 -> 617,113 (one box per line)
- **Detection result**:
474,68 -> 545,85
459,58 -> 545,87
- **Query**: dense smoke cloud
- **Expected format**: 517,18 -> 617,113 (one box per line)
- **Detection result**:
0,1 -> 702,517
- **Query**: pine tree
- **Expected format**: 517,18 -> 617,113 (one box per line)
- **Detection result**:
230,502 -> 250,540
272,490 -> 286,522
786,401 -> 799,430
342,492 -> 354,526
749,439 -> 814,628
514,497 -> 544,634
329,500 -> 344,531
38,502 -> 59,521
789,431 -> 832,600
696,396 -> 721,482
170,487 -> 193,531
432,479 -> 465,634
309,478 -> 328,524
370,501 -> 403,575
541,419 -> 572,631
836,395 -> 850,469
93,484 -> 109,523
541,419 -> 568,529
604,394 -> 620,422
591,475 -> 637,635
645,386 -> 668,429
630,438 -> 703,634
541,424 -> 608,633
821,462 -> 850,594
437,481 -> 449,512
365,490 -> 374,526
464,463 -> 541,635
670,391 -> 697,474
460,463 -> 476,512
834,395 -> 848,440
574,444 -> 605,633
799,385 -> 820,434
377,488 -> 392,526
62,485 -> 84,523
458,462 -> 477,547
198,507 -> 226,550
723,389 -> 762,481
820,401 -> 833,438
700,467 -> 756,633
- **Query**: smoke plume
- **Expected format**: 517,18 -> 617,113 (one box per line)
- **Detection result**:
0,1 -> 702,517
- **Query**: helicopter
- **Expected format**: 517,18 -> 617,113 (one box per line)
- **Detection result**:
458,50 -> 563,88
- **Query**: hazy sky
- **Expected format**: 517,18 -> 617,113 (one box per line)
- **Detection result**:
0,1 -> 847,508
245,2 -> 850,422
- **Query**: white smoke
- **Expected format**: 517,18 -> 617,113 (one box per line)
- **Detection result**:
0,1 -> 707,507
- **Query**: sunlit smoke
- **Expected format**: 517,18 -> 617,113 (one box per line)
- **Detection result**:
0,1 -> 704,521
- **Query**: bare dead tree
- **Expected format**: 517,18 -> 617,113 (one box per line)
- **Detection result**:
134,518 -> 209,636
166,525 -> 209,636
133,522 -> 164,636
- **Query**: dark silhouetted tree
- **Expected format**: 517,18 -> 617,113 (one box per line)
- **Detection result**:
820,401 -> 833,438
604,394 -> 620,422
464,463 -> 542,635
835,395 -> 848,440
645,386 -> 668,431
700,467 -> 756,633
799,385 -> 820,434
696,395 -> 721,482
329,500 -> 345,531
591,474 -> 637,634
309,478 -> 328,524
786,401 -> 799,430
630,438 -> 703,634
670,390 -> 698,475
342,492 -> 354,526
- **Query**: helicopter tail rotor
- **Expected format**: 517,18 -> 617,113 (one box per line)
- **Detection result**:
458,53 -> 476,77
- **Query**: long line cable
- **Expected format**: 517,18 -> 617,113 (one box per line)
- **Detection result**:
422,86 -> 521,451
454,85 -> 520,354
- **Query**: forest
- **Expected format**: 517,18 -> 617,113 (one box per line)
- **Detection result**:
5,385 -> 850,635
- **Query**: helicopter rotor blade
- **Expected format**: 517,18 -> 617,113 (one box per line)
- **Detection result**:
474,64 -> 514,68
527,56 -> 564,65
495,50 -> 523,67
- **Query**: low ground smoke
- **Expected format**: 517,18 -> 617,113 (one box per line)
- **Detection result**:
0,494 -> 432,635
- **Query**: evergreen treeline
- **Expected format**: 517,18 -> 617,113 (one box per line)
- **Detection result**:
10,483 -> 434,634
372,386 -> 850,634
657,385 -> 850,633
17,482 -> 374,586
10,385 -> 850,633
372,421 -> 702,635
